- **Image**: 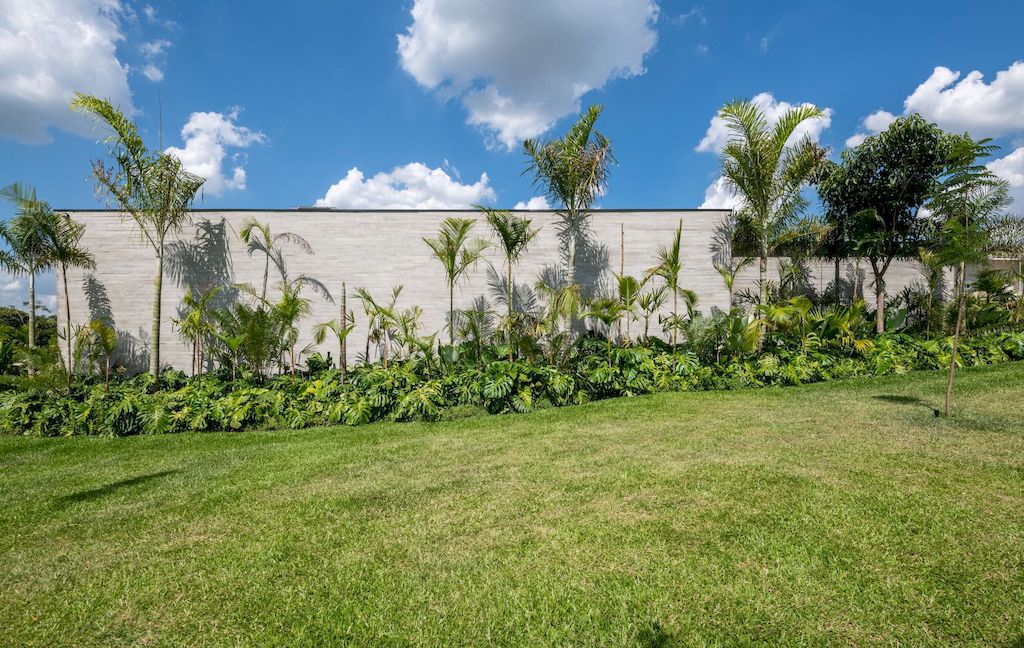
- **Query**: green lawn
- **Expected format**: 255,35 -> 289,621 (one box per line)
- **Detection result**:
1,365 -> 1023,647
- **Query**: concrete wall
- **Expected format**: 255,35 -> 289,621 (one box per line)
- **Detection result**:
58,208 -> 937,373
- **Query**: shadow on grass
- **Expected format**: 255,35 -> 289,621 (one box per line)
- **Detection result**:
60,469 -> 179,505
873,394 -> 928,406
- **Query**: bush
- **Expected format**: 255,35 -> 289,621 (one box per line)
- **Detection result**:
2,329 -> 1022,437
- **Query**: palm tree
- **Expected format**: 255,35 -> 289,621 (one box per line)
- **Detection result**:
43,209 -> 96,390
524,104 -> 614,289
930,136 -> 1009,416
239,218 -> 314,302
615,274 -> 644,342
313,314 -> 355,384
646,221 -> 686,366
72,93 -> 205,381
270,276 -> 330,381
714,256 -> 754,309
423,218 -> 488,345
916,248 -> 945,337
584,296 -> 626,364
355,286 -> 402,368
716,98 -> 828,319
80,319 -> 117,390
482,208 -> 540,360
0,183 -> 53,353
636,285 -> 668,341
172,286 -> 221,376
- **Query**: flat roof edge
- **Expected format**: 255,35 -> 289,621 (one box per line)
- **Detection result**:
58,207 -> 732,214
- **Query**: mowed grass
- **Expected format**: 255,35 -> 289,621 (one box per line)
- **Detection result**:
1,365 -> 1023,647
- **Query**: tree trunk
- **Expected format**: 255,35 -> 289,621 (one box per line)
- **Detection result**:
507,263 -> 514,363
672,289 -> 678,371
871,259 -> 885,334
149,252 -> 163,381
945,261 -> 967,416
62,266 -> 73,393
340,282 -> 347,383
757,253 -> 767,353
262,249 -> 270,303
104,356 -> 110,392
27,271 -> 36,349
834,258 -> 841,305
449,284 -> 455,346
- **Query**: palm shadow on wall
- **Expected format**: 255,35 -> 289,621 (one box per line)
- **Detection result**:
82,273 -> 148,374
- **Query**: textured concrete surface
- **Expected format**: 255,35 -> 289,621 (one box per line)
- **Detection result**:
58,208 -> 938,372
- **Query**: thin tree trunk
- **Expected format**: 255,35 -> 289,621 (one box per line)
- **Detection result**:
104,356 -> 110,392
834,258 -> 841,305
507,262 -> 514,363
262,248 -> 270,303
449,284 -> 455,346
27,271 -> 35,349
672,289 -> 678,371
62,267 -> 73,393
871,259 -> 885,334
945,261 -> 967,416
149,252 -> 163,381
340,282 -> 347,383
618,223 -> 624,340
757,253 -> 767,353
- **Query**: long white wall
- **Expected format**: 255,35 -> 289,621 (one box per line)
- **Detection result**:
58,209 -> 935,373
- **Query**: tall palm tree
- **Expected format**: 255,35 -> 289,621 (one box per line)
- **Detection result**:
42,209 -> 96,390
646,221 -> 686,367
423,217 -> 488,345
524,104 -> 614,289
716,99 -> 828,316
714,256 -> 754,309
615,274 -> 644,342
930,136 -> 1008,416
0,183 -> 53,353
482,208 -> 539,359
355,286 -> 402,368
313,296 -> 355,384
72,93 -> 205,381
239,218 -> 314,302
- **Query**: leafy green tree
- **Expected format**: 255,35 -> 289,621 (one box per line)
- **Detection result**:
79,319 -> 118,390
716,99 -> 828,316
817,115 -> 951,333
355,286 -> 402,368
313,282 -> 354,381
930,136 -> 1009,415
239,218 -> 313,302
423,218 -> 488,345
524,105 -> 613,290
714,256 -> 754,309
72,93 -> 205,381
636,285 -> 668,341
482,208 -> 540,359
0,184 -> 53,352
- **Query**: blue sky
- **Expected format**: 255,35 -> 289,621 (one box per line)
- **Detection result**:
2,0 -> 1024,306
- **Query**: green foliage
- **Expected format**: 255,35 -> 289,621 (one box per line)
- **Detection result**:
4,326 -> 1022,437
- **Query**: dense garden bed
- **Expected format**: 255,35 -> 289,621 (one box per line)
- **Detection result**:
3,329 -> 1023,436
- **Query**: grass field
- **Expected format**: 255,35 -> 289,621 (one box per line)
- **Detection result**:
1,364 -> 1022,646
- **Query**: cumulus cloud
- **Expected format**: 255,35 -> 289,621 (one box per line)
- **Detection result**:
397,0 -> 659,149
696,92 -> 832,210
165,109 -> 265,196
699,176 -> 742,209
315,162 -> 496,209
845,109 -> 896,147
903,63 -> 1024,138
695,92 -> 833,153
0,269 -> 56,312
989,146 -> 1024,205
514,196 -> 552,210
0,0 -> 135,144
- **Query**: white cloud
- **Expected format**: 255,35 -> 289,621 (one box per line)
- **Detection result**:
315,162 -> 496,209
904,63 -> 1024,138
514,196 -> 551,210
139,38 -> 171,82
165,109 -> 265,196
0,269 -> 55,312
989,146 -> 1024,205
844,109 -> 896,147
397,0 -> 659,149
699,176 -> 742,209
0,0 -> 135,144
696,92 -> 833,153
